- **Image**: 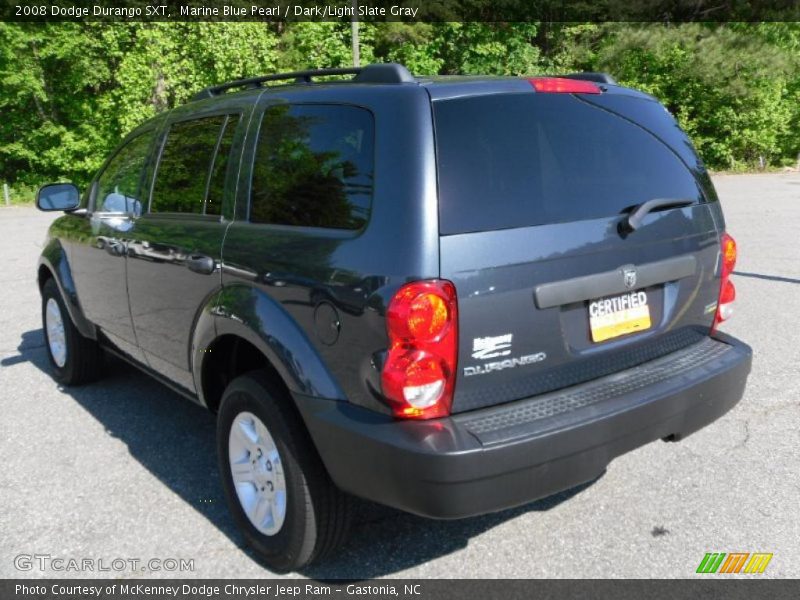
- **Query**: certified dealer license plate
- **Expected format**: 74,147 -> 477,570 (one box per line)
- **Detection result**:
589,290 -> 652,342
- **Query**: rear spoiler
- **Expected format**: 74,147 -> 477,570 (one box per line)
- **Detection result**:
560,72 -> 617,85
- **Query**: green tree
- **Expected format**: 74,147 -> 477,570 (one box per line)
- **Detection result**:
277,22 -> 373,71
432,22 -> 541,75
1,20 -> 799,192
578,23 -> 799,168
0,22 -> 279,188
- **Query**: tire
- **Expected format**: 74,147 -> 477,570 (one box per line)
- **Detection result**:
217,371 -> 352,572
41,278 -> 102,385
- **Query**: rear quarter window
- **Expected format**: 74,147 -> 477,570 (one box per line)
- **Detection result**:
434,94 -> 705,235
249,104 -> 374,230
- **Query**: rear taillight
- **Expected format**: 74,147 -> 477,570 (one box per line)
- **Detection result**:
382,280 -> 458,419
528,77 -> 601,94
713,233 -> 737,330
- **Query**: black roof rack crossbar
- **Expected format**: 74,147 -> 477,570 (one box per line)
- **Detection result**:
192,63 -> 415,102
559,72 -> 617,85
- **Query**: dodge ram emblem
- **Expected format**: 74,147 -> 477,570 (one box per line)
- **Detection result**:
623,267 -> 637,289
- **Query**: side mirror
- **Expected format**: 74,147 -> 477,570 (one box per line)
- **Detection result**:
36,183 -> 80,212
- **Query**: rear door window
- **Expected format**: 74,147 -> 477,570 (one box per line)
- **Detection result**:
150,114 -> 239,215
433,94 -> 704,235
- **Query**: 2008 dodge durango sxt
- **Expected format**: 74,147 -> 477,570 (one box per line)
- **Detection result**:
36,63 -> 751,571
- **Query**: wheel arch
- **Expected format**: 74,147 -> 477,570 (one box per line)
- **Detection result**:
192,283 -> 345,413
38,240 -> 95,339
198,334 -> 290,414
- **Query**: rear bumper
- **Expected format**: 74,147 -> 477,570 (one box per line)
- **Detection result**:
296,332 -> 751,519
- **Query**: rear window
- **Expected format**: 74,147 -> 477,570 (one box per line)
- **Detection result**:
434,94 -> 704,235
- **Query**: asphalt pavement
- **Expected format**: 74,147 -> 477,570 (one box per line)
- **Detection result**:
1,173 -> 798,579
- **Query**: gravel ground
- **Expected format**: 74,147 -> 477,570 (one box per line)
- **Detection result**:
1,173 -> 798,579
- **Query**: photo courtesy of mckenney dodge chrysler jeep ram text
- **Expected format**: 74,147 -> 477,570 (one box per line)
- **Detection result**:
35,63 -> 752,572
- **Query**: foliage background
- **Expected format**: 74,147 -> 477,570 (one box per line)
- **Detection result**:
1,22 -> 799,201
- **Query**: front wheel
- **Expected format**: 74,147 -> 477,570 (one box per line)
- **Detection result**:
217,371 -> 352,572
41,278 -> 102,385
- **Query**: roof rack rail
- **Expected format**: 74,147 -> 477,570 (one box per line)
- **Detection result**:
192,63 -> 415,102
559,72 -> 617,85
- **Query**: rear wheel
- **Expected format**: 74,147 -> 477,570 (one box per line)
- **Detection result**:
217,371 -> 352,572
41,278 -> 102,385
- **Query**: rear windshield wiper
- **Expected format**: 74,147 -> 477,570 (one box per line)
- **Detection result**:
621,198 -> 695,233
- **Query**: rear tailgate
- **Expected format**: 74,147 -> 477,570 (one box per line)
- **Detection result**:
434,89 -> 723,413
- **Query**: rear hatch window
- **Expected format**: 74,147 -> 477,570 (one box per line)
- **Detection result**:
433,90 -> 722,414
434,93 -> 706,235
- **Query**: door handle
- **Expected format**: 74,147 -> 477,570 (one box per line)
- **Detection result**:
185,254 -> 216,275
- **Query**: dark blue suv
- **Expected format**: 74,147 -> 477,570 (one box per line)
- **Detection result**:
36,63 -> 751,571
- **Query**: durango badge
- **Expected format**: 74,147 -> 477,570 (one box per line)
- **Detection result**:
471,334 -> 513,360
466,333 -> 546,377
464,352 -> 547,377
